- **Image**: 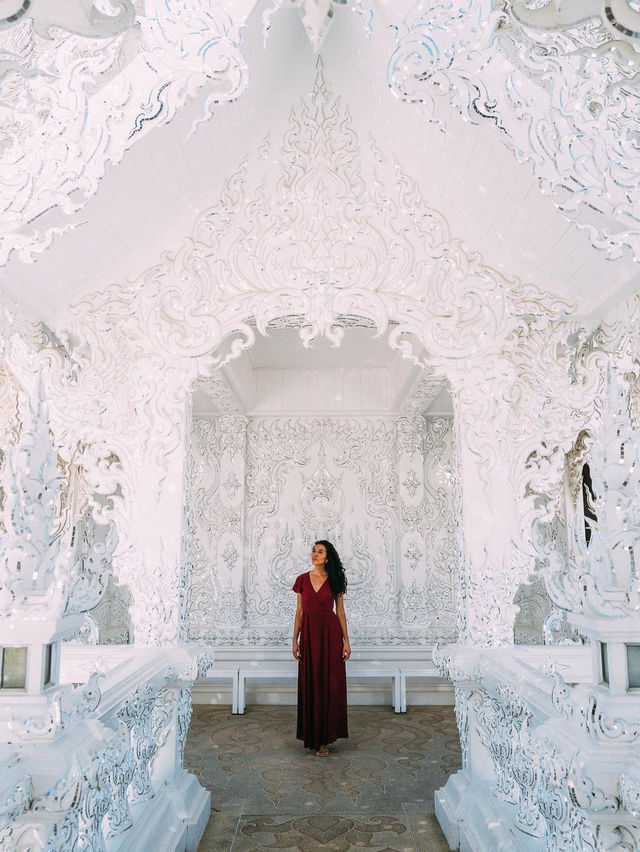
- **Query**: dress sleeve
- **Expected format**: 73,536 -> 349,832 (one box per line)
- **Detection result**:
292,574 -> 303,593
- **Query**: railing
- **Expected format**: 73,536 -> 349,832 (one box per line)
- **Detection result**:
0,645 -> 212,852
434,644 -> 640,851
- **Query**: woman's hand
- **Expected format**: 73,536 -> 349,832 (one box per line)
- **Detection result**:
342,640 -> 351,661
293,641 -> 301,660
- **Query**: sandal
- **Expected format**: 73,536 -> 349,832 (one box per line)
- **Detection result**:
315,746 -> 329,756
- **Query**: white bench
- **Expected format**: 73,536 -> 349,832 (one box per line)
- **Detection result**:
199,646 -> 447,714
236,659 -> 403,714
398,664 -> 441,713
201,664 -> 240,713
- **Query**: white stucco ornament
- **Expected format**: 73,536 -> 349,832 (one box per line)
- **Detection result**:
263,0 -> 374,52
0,0 -> 135,37
389,0 -> 640,259
0,0 -> 249,263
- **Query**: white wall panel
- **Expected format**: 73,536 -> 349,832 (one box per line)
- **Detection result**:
186,413 -> 459,646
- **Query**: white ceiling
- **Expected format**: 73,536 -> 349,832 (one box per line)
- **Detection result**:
1,1 -> 638,326
243,327 -> 405,370
192,326 -> 454,417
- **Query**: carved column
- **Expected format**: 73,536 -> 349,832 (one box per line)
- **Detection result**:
449,367 -> 526,646
396,415 -> 428,619
186,413 -> 247,639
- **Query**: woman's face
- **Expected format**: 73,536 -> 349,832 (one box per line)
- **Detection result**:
311,543 -> 327,569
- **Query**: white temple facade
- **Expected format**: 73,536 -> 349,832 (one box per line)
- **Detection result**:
1,1 -> 640,849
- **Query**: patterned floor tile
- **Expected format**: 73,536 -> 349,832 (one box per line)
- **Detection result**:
233,813 -> 416,851
198,811 -> 243,851
185,705 -> 461,850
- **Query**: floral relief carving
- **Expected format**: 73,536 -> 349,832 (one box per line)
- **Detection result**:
388,0 -> 640,260
299,444 -> 345,528
222,541 -> 239,573
0,2 -> 249,262
186,415 -> 246,636
440,632 -> 640,849
397,415 -> 458,635
403,541 -> 422,570
402,469 -> 420,498
186,411 -> 458,645
244,417 -> 398,632
30,34 -> 583,647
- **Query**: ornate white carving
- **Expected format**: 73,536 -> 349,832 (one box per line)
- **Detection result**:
0,775 -> 31,832
388,0 -> 640,259
186,414 -> 247,636
542,364 -> 640,619
397,415 -> 459,633
403,374 -> 446,414
0,1 -> 249,262
245,418 -> 397,631
0,646 -> 210,849
0,375 -> 116,622
402,469 -> 420,498
32,48 -> 580,648
0,0 -> 135,37
87,576 -> 132,644
193,372 -> 241,414
9,671 -> 103,742
437,644 -> 640,849
186,411 -> 459,645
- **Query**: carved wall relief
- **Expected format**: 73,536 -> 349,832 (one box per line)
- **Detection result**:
22,53 -> 595,648
398,416 -> 459,633
186,415 -> 247,641
185,412 -> 459,645
388,0 -> 640,260
0,1 -> 249,262
245,417 -> 398,634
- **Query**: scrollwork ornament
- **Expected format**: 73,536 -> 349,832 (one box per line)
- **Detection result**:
535,738 -> 573,848
116,683 -> 156,801
10,671 -> 103,741
620,768 -> 640,819
176,686 -> 193,765
0,776 -> 32,831
472,689 -> 521,804
0,1 -> 249,262
540,362 -> 640,620
389,0 -> 640,259
568,753 -> 618,813
105,727 -> 134,837
580,694 -> 640,743
35,47 -> 581,645
453,684 -> 471,769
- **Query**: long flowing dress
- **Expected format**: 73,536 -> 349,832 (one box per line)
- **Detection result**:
292,571 -> 349,750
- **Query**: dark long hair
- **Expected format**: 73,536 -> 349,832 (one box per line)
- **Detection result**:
316,539 -> 347,597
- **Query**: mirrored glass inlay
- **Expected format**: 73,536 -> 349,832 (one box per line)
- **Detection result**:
600,642 -> 609,684
44,644 -> 53,686
1,647 -> 28,689
627,644 -> 640,689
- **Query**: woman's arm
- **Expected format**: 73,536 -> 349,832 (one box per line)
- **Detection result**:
292,592 -> 303,660
335,594 -> 351,660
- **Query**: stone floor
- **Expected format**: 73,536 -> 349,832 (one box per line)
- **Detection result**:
185,704 -> 461,851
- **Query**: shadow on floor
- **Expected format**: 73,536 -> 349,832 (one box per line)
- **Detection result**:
185,705 -> 461,851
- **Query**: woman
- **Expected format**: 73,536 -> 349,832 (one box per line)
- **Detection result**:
292,540 -> 351,756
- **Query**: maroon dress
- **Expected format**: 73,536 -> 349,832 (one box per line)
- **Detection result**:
293,572 -> 349,750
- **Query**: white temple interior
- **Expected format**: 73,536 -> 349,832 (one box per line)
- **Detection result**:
1,0 -> 640,849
